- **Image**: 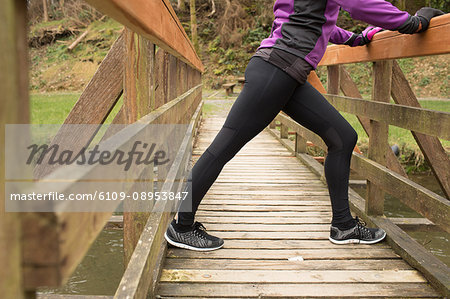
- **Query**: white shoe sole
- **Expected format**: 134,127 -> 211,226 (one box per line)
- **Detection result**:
164,232 -> 224,251
329,231 -> 386,245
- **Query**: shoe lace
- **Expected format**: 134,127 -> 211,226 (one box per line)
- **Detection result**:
354,216 -> 372,238
192,221 -> 209,240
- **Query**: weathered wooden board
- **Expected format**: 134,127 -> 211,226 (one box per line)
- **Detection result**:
160,269 -> 425,283
195,217 -> 331,225
166,248 -> 399,259
63,33 -> 124,124
196,211 -> 331,218
366,60 -> 392,215
177,239 -> 390,249
199,199 -> 331,206
157,283 -> 439,297
122,28 -> 155,267
163,258 -> 410,270
34,33 -> 125,178
197,205 -> 331,212
0,0 -> 28,297
327,65 -> 340,95
194,223 -> 330,232
204,190 -> 330,196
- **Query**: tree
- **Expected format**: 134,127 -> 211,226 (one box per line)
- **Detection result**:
42,0 -> 49,22
60,0 -> 65,17
190,0 -> 199,53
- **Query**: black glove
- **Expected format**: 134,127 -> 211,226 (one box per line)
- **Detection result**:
415,7 -> 445,32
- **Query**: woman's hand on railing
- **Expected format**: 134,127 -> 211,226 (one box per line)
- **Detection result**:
415,7 -> 445,32
398,7 -> 444,34
359,26 -> 384,45
344,26 -> 384,47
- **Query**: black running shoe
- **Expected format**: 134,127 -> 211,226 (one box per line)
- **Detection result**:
164,220 -> 224,251
329,216 -> 386,244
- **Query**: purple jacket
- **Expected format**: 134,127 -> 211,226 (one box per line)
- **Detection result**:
258,0 -> 411,68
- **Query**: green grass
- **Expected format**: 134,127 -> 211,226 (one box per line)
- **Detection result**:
30,92 -> 122,124
30,19 -> 67,34
420,100 -> 450,112
201,102 -> 215,116
30,93 -> 80,124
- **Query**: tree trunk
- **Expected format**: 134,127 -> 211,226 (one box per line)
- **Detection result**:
60,0 -> 65,17
42,0 -> 48,22
178,0 -> 185,11
190,0 -> 199,53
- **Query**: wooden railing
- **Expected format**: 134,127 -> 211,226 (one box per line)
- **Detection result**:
1,0 -> 203,298
268,14 -> 450,297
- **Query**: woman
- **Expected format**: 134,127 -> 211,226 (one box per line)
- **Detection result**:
165,0 -> 443,251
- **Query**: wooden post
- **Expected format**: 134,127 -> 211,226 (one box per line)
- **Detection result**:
155,49 -> 170,109
327,65 -> 340,95
295,133 -> 307,154
177,60 -> 188,98
366,60 -> 392,216
1,0 -> 28,297
280,123 -> 289,139
123,28 -> 156,266
123,28 -> 155,122
269,120 -> 276,129
167,55 -> 178,101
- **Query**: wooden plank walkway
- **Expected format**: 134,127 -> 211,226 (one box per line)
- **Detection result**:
156,114 -> 440,298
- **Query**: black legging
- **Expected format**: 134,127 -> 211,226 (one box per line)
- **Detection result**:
178,57 -> 357,226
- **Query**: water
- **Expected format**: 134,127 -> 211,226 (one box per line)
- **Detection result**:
351,171 -> 450,267
37,229 -> 124,296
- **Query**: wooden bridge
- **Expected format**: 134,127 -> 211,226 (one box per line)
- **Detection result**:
1,0 -> 449,298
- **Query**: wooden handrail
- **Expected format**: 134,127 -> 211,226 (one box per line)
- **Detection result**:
319,13 -> 450,66
324,94 -> 450,140
84,0 -> 204,72
22,84 -> 202,288
115,100 -> 203,299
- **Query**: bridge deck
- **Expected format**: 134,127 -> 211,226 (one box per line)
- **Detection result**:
156,112 -> 439,298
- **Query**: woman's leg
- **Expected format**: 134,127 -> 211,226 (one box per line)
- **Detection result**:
281,82 -> 358,227
177,57 -> 299,225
